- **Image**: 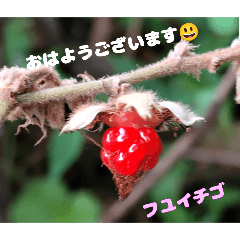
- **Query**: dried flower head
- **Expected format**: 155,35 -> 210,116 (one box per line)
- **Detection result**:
0,65 -> 79,145
61,87 -> 204,135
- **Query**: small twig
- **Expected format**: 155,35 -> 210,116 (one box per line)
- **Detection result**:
100,67 -> 235,223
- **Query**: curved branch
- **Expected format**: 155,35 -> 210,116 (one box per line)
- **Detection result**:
15,40 -> 240,104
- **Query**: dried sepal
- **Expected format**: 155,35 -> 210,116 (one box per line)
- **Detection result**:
235,67 -> 240,104
116,91 -> 158,120
0,65 -> 102,145
112,88 -> 204,130
166,40 -> 201,80
0,65 -> 67,144
61,87 -> 204,135
77,71 -> 95,82
208,57 -> 221,74
5,65 -> 61,95
60,78 -> 78,86
60,103 -> 113,134
157,101 -> 205,126
168,39 -> 199,58
0,87 -> 17,123
231,38 -> 240,49
231,38 -> 240,104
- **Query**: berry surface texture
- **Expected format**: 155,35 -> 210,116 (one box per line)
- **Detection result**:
101,126 -> 163,176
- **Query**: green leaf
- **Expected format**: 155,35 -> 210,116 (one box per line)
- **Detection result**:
3,18 -> 35,67
107,53 -> 140,74
199,184 -> 240,223
117,17 -> 135,28
95,93 -> 109,102
143,18 -> 169,34
71,191 -> 102,223
206,17 -> 238,36
8,178 -> 102,222
135,77 -> 169,96
177,17 -> 207,27
194,84 -> 216,117
47,130 -> 85,180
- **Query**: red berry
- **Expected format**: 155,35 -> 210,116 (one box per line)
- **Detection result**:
139,152 -> 160,171
103,109 -> 161,129
101,126 -> 163,175
138,128 -> 163,156
100,149 -> 116,170
113,151 -> 140,176
127,139 -> 146,163
102,126 -> 140,152
109,137 -> 146,175
137,128 -> 163,171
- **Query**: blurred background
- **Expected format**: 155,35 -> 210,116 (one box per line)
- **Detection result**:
0,17 -> 239,223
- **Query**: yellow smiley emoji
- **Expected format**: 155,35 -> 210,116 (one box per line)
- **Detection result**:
180,23 -> 198,41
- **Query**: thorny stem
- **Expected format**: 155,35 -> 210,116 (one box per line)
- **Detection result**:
15,42 -> 240,104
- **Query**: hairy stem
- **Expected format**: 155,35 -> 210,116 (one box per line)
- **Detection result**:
15,41 -> 240,104
235,67 -> 240,103
0,99 -> 11,123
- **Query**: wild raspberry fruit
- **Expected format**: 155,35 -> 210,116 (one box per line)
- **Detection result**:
101,126 -> 163,176
102,108 -> 161,129
138,128 -> 162,156
139,152 -> 161,171
113,138 -> 145,175
101,127 -> 146,175
138,128 -> 163,171
112,151 -> 139,176
102,126 -> 140,152
100,149 -> 116,170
